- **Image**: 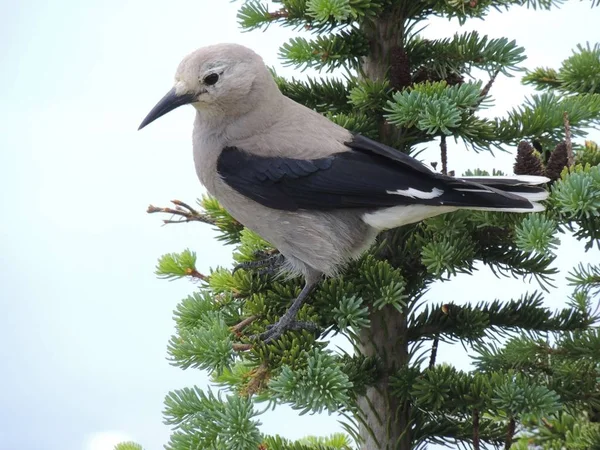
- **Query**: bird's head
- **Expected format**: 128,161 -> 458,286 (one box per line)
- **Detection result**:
138,43 -> 274,130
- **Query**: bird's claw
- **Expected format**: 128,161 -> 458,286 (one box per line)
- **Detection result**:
253,320 -> 319,343
232,251 -> 285,276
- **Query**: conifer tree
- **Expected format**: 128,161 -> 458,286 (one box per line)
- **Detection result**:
129,2 -> 600,449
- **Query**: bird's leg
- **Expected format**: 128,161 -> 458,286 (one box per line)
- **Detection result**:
255,280 -> 320,343
232,250 -> 284,276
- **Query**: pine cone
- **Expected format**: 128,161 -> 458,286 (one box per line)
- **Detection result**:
514,141 -> 544,176
545,142 -> 569,181
390,46 -> 411,91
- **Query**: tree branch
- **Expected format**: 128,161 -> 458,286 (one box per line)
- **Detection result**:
429,335 -> 439,369
440,135 -> 448,175
478,69 -> 500,106
147,200 -> 216,226
563,112 -> 574,167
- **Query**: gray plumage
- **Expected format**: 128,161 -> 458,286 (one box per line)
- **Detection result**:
139,43 -> 549,342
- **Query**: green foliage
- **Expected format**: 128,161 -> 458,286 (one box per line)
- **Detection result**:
114,443 -> 144,450
273,72 -> 355,114
262,433 -> 353,450
269,349 -> 353,414
524,43 -> 600,94
232,229 -> 272,263
324,111 -> 379,138
497,92 -> 600,145
201,196 -> 244,244
358,255 -> 407,311
514,214 -> 559,255
407,31 -> 526,78
167,309 -> 235,373
155,249 -> 198,280
307,0 -> 354,22
280,30 -> 369,72
163,387 -> 262,450
514,412 -> 600,450
386,81 -> 489,133
348,78 -> 392,112
332,294 -> 370,332
551,165 -> 600,248
426,0 -> 571,23
568,263 -> 600,298
576,140 -> 600,166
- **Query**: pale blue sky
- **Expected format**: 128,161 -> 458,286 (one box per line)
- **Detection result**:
1,1 -> 598,449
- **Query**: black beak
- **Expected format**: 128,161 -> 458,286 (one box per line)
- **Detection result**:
138,88 -> 196,130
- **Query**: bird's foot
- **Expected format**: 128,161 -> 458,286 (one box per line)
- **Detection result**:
253,319 -> 319,343
232,251 -> 284,277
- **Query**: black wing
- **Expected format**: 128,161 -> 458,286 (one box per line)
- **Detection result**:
216,134 -> 539,212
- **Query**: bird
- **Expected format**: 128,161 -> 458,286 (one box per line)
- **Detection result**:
139,43 -> 549,343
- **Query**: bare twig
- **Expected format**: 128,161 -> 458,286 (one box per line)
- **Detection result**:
147,199 -> 216,226
269,9 -> 288,19
563,112 -> 574,167
429,335 -> 439,369
440,135 -> 448,175
185,268 -> 209,281
232,343 -> 253,352
231,316 -> 258,336
478,69 -> 501,106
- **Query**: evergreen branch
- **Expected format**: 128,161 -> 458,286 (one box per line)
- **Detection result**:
423,0 -> 569,23
408,292 -> 589,343
155,249 -> 207,281
167,310 -> 235,373
200,196 -> 245,245
269,349 -> 353,414
261,433 -> 353,450
238,0 -> 387,33
348,78 -> 393,113
325,111 -> 379,138
524,43 -> 600,94
114,443 -> 144,450
407,31 -> 526,80
163,387 -> 262,449
567,263 -> 600,297
279,29 -> 369,72
411,410 -> 505,448
385,81 -> 499,151
522,66 -> 562,91
273,72 -> 355,113
478,244 -> 558,288
496,93 -> 600,144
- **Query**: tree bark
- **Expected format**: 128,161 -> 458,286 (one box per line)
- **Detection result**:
357,305 -> 409,450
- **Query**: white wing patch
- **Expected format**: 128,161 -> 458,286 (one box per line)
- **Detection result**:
461,175 -> 550,184
386,187 -> 444,199
363,205 -> 457,230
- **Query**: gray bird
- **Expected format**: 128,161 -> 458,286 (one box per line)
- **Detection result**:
139,43 -> 549,342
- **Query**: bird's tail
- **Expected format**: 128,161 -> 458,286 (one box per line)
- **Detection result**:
450,175 -> 549,212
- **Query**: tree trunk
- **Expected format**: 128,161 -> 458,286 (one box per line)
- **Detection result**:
356,9 -> 412,450
357,305 -> 410,450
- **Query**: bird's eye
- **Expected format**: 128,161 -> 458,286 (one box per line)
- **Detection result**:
203,73 -> 219,85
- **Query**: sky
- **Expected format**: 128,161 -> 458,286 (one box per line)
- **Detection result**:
0,1 -> 599,449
